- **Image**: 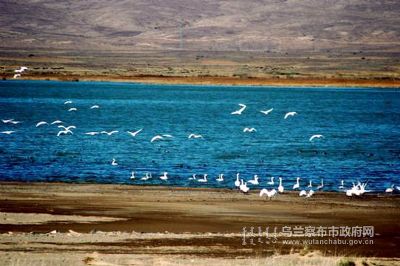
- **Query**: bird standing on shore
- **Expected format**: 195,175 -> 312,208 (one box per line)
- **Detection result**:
235,173 -> 241,188
130,172 -> 135,180
293,177 -> 300,190
278,177 -> 284,193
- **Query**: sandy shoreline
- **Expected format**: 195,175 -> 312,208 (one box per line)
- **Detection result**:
8,75 -> 400,88
0,181 -> 399,265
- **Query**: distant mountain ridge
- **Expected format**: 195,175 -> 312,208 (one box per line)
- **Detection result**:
0,0 -> 399,52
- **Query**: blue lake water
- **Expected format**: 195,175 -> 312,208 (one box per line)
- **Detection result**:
0,80 -> 399,192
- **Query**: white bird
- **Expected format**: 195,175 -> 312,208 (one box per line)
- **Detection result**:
90,105 -> 100,109
57,129 -> 73,137
216,174 -> 224,182
58,125 -> 76,131
140,173 -> 148,181
317,179 -> 324,190
307,180 -> 313,188
51,120 -> 63,125
293,177 -> 300,190
141,173 -> 152,181
235,173 -> 241,188
396,186 -> 400,192
299,190 -> 307,197
339,180 -> 345,190
0,131 -> 15,135
151,135 -> 164,143
188,134 -> 203,139
278,177 -> 284,193
36,121 -> 48,127
309,134 -> 324,142
162,134 -> 173,138
198,174 -> 208,183
160,172 -> 168,181
260,108 -> 273,115
127,128 -> 143,137
130,172 -> 135,180
385,185 -> 394,193
284,112 -> 297,119
85,132 -> 99,136
231,104 -> 247,115
64,100 -> 73,105
189,174 -> 197,180
260,188 -> 277,200
101,130 -> 118,136
267,176 -> 275,185
243,127 -> 257,133
248,175 -> 259,185
306,189 -> 315,198
15,66 -> 28,73
68,107 -> 77,112
111,158 -> 118,166
13,74 -> 21,79
239,179 -> 250,193
2,119 -> 21,124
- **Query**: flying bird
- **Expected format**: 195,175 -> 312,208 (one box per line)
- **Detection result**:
68,107 -> 77,112
2,119 -> 15,124
58,125 -> 76,131
64,101 -> 73,105
0,131 -> 15,135
13,74 -> 21,79
51,120 -> 63,125
57,129 -> 73,137
188,134 -> 203,139
101,130 -> 118,136
243,127 -> 256,133
151,135 -> 164,143
309,134 -> 324,142
231,104 -> 247,115
284,112 -> 297,119
90,105 -> 100,109
127,128 -> 143,137
260,108 -> 273,115
36,121 -> 48,127
260,188 -> 277,200
85,132 -> 99,136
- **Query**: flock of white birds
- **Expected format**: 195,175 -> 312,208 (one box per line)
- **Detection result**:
1,91 -> 399,198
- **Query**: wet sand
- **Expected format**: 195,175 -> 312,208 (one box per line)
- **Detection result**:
15,74 -> 400,88
0,182 -> 399,265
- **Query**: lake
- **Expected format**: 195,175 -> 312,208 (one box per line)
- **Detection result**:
0,80 -> 399,192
